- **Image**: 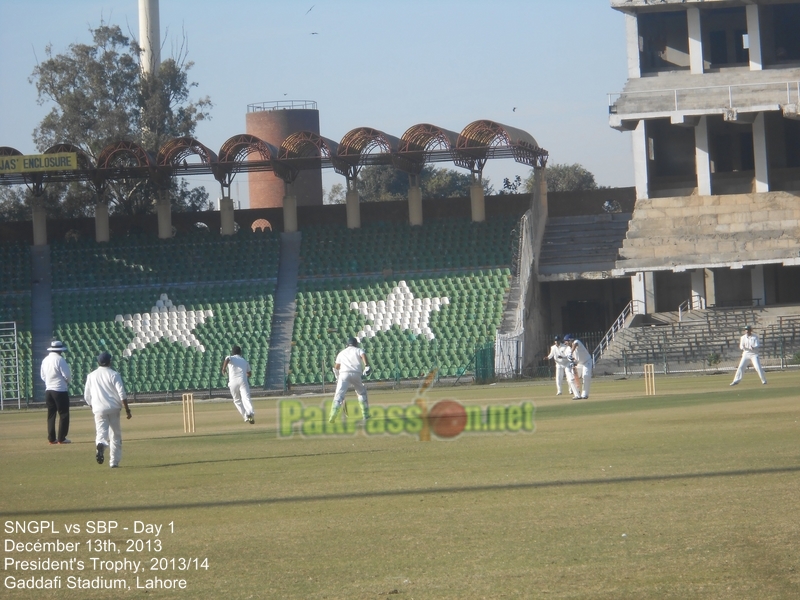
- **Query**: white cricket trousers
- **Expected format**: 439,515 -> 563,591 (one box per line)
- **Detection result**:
329,371 -> 369,420
564,368 -> 581,398
554,364 -> 565,394
94,410 -> 122,468
229,379 -> 254,420
577,363 -> 592,398
732,351 -> 767,384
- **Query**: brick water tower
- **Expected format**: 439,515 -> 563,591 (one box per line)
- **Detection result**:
246,100 -> 323,208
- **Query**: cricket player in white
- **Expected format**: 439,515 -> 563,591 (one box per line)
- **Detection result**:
221,345 -> 255,424
83,352 -> 131,468
564,334 -> 592,399
546,336 -> 571,396
329,337 -> 371,423
730,325 -> 767,386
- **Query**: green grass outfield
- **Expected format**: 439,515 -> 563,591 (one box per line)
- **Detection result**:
1,371 -> 799,599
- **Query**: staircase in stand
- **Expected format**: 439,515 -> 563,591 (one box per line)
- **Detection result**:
265,232 -> 301,391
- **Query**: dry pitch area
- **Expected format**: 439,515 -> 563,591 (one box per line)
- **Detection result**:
1,371 -> 799,599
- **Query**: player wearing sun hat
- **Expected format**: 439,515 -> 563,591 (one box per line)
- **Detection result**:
40,340 -> 72,444
730,325 -> 767,386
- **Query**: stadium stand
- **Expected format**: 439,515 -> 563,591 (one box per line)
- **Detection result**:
289,216 -> 519,385
0,242 -> 33,399
48,231 -> 279,396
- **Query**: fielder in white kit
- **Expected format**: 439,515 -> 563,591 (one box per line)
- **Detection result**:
328,337 -> 371,423
730,325 -> 767,386
546,335 -> 572,396
83,351 -> 131,468
221,345 -> 255,424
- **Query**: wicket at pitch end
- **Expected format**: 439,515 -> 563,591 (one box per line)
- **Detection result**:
182,393 -> 196,433
643,363 -> 656,396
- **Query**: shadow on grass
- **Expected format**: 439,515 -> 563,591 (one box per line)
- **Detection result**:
6,464 -> 799,517
142,448 -> 390,469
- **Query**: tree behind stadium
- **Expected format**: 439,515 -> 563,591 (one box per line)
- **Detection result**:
355,165 -> 493,202
10,22 -> 212,218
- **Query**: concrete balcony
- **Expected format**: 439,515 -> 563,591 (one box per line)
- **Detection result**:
609,67 -> 800,129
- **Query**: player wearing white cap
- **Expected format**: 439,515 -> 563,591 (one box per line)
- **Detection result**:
329,337 -> 371,423
730,325 -> 767,386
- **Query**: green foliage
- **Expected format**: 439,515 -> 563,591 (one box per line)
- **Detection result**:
706,352 -> 722,367
524,162 -> 599,193
23,21 -> 212,216
356,165 -> 493,202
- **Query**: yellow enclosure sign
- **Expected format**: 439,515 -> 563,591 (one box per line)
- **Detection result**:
0,152 -> 78,174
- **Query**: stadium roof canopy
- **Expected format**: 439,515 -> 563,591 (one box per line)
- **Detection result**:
0,120 -> 547,194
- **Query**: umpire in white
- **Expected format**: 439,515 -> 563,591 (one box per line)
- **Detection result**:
328,337 -> 371,423
84,352 -> 131,468
730,325 -> 767,386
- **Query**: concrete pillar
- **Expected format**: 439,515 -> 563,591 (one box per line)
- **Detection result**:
632,120 -> 650,200
469,182 -> 485,223
408,176 -> 423,226
751,264 -> 765,306
625,13 -> 640,79
156,194 -> 172,239
752,112 -> 769,193
691,268 -> 706,309
32,200 -> 47,246
220,196 -> 236,236
746,4 -> 763,71
704,268 -> 717,307
695,116 -> 713,196
345,188 -> 361,229
138,0 -> 161,75
282,189 -> 298,233
687,8 -> 704,75
631,272 -> 655,314
95,201 -> 110,243
644,271 -> 656,314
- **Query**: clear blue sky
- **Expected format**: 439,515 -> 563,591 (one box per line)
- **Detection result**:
0,0 -> 633,205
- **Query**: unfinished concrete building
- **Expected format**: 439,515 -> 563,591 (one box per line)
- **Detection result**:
607,0 -> 800,313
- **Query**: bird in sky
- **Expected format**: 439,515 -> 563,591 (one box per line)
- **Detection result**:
306,5 -> 314,15
311,32 -> 319,35
513,107 -> 517,112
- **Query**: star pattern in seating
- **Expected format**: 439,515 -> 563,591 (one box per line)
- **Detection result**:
351,281 -> 449,341
116,294 -> 214,357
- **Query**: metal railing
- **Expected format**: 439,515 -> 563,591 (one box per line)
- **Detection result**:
247,100 -> 318,112
678,294 -> 706,321
592,300 -> 645,366
608,80 -> 800,113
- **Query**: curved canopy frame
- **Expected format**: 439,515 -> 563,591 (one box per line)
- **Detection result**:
216,134 -> 278,191
332,127 -> 400,180
395,124 -> 459,175
275,131 -> 339,183
96,140 -> 154,170
0,120 -> 547,194
455,120 -> 548,175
